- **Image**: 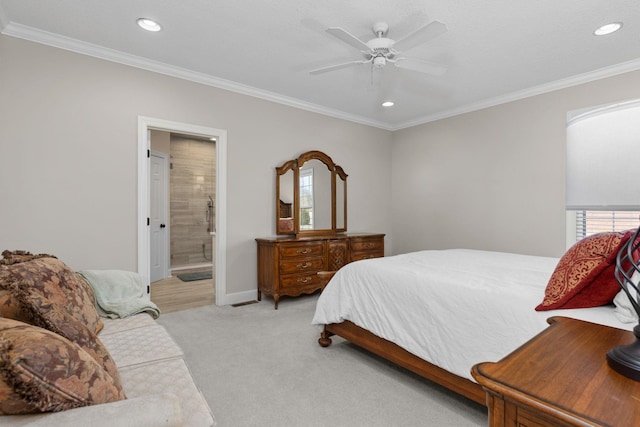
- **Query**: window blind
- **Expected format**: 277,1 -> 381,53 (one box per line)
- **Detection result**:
566,99 -> 640,210
575,210 -> 640,240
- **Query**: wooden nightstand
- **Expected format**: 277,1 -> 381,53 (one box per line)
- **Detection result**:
472,317 -> 640,427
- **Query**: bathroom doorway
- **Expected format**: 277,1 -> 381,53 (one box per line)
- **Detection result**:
149,131 -> 215,310
156,132 -> 215,272
138,117 -> 227,307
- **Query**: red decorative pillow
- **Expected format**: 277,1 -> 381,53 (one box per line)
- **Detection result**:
536,231 -> 633,311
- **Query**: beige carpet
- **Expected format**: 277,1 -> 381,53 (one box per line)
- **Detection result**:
158,294 -> 487,427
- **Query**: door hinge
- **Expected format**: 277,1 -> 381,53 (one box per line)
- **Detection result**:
147,217 -> 150,226
147,149 -> 150,158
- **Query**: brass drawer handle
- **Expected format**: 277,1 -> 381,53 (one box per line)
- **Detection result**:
296,248 -> 312,254
364,242 -> 375,248
297,276 -> 312,283
297,262 -> 312,269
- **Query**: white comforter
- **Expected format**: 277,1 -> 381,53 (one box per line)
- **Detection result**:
312,249 -> 633,381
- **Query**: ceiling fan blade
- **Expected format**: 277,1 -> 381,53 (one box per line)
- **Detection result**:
326,27 -> 370,51
309,60 -> 370,75
394,58 -> 447,76
393,21 -> 447,52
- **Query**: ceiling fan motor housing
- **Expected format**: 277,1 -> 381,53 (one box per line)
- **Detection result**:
366,37 -> 397,61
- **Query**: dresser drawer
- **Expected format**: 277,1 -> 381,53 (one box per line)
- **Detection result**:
514,405 -> 576,427
279,258 -> 325,274
351,239 -> 383,253
280,273 -> 323,289
350,236 -> 384,262
351,251 -> 383,262
279,242 -> 324,258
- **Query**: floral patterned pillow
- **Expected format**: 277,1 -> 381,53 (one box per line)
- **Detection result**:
3,268 -> 121,386
0,288 -> 22,320
0,249 -> 57,266
17,304 -> 122,387
0,318 -> 126,415
0,257 -> 35,320
0,257 -> 103,334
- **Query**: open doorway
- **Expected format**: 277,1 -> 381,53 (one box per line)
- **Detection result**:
138,117 -> 227,308
148,131 -> 216,312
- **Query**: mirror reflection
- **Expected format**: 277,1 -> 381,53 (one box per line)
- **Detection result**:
275,151 -> 347,236
299,159 -> 332,231
278,168 -> 294,233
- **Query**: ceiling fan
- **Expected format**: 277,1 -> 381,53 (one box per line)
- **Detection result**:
310,20 -> 448,76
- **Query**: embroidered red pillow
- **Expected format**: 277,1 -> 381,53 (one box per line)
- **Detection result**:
536,231 -> 632,311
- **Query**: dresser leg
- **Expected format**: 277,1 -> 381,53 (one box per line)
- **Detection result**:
257,289 -> 262,301
274,294 -> 279,310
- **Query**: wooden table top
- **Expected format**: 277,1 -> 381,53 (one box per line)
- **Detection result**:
472,316 -> 640,427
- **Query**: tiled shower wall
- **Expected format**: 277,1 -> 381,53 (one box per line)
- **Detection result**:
170,135 -> 216,268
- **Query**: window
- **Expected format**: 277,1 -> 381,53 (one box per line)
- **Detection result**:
566,99 -> 640,247
299,168 -> 314,230
569,210 -> 639,243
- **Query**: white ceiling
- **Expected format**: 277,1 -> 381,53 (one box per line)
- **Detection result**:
1,0 -> 639,130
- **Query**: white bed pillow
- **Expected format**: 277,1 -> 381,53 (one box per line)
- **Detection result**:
613,270 -> 640,323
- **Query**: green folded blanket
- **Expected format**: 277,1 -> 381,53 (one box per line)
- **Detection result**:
79,270 -> 160,319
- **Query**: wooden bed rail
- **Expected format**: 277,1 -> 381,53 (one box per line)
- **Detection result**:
319,321 -> 487,406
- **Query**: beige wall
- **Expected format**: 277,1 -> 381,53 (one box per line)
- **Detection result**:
392,70 -> 640,257
4,32 -> 640,299
0,35 -> 393,299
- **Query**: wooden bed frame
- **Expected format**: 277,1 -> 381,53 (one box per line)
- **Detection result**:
318,320 -> 487,405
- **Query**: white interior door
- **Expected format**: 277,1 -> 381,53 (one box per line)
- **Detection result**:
150,150 -> 169,282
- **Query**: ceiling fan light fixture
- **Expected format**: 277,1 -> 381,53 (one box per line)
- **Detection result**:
594,22 -> 622,36
373,56 -> 386,68
382,101 -> 395,107
137,18 -> 162,32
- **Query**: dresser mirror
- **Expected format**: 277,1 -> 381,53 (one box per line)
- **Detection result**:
276,150 -> 347,236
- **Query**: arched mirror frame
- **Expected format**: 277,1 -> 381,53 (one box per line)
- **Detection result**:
334,164 -> 347,233
276,150 -> 347,236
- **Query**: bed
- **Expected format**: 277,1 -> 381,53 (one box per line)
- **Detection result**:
312,247 -> 636,405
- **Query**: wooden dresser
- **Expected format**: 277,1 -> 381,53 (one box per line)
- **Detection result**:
256,233 -> 384,309
472,317 -> 640,427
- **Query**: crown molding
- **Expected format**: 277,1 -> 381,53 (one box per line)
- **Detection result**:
3,22 -> 640,132
392,58 -> 640,131
1,22 -> 394,131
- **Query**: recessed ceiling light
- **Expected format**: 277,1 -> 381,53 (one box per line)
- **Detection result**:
594,22 -> 622,36
137,18 -> 162,32
382,101 -> 394,107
